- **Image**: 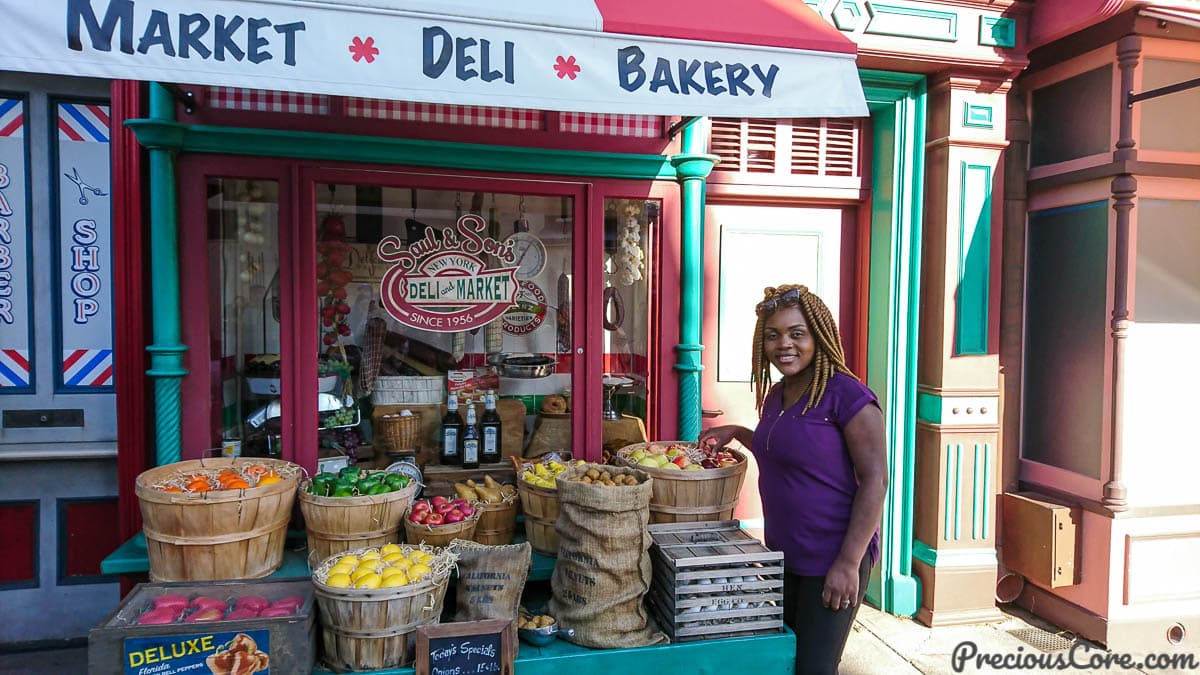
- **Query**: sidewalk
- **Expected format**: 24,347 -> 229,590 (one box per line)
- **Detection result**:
844,603 -> 1153,675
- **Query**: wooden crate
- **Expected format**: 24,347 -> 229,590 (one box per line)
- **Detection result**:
88,578 -> 315,675
646,521 -> 785,642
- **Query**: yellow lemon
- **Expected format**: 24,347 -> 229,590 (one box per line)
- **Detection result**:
389,556 -> 413,570
409,550 -> 431,564
336,555 -> 360,567
381,567 -> 409,582
359,551 -> 381,561
355,573 -> 382,589
381,573 -> 410,588
382,552 -> 405,565
325,573 -> 353,588
380,543 -> 403,556
408,563 -> 431,581
328,563 -> 356,577
351,566 -> 378,582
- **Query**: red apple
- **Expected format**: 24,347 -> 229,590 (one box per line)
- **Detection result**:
424,512 -> 445,526
258,606 -> 294,618
411,500 -> 431,514
409,511 -> 427,524
235,596 -> 270,613
672,456 -> 690,468
430,495 -> 449,508
444,509 -> 464,524
701,459 -> 718,469
153,594 -> 188,611
459,504 -> 476,518
189,597 -> 227,612
271,596 -> 304,611
451,498 -> 468,508
435,501 -> 456,515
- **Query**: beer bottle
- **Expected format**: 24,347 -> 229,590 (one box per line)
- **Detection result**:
440,394 -> 463,465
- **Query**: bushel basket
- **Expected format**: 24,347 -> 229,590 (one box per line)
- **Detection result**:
134,458 -> 301,581
299,478 -> 419,565
615,442 -> 748,524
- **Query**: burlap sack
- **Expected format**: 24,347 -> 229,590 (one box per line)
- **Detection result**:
549,464 -> 667,648
450,539 -> 532,651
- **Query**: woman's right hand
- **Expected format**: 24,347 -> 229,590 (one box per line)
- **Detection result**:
698,425 -> 752,451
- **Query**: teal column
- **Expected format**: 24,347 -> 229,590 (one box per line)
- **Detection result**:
669,120 -> 719,441
144,83 -> 188,466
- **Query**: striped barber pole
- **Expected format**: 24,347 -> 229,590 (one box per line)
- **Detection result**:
57,103 -> 110,143
0,98 -> 23,137
0,349 -> 30,387
62,348 -> 113,387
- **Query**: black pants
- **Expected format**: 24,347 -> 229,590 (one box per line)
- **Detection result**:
783,555 -> 873,675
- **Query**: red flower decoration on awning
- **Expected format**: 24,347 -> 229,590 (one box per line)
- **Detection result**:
349,37 -> 379,63
553,55 -> 581,80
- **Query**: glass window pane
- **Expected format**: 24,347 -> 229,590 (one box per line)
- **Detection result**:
206,179 -> 282,457
600,198 -> 656,456
315,185 -> 574,464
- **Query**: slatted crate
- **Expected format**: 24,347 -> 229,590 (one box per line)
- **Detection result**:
646,520 -> 785,642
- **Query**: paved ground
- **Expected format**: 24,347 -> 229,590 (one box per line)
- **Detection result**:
2,604 -> 1191,674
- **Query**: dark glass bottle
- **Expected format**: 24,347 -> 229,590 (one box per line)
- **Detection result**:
461,402 -> 480,469
481,390 -> 502,464
440,394 -> 463,466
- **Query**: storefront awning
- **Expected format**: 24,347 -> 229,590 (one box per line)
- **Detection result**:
1,0 -> 867,118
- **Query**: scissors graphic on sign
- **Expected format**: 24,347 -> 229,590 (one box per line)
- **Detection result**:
64,167 -> 107,205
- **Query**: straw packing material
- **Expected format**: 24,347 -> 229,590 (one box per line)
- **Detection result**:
313,543 -> 457,672
299,477 -> 419,564
134,458 -> 302,581
614,442 -> 748,524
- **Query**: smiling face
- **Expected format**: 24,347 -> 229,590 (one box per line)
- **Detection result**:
762,305 -> 816,379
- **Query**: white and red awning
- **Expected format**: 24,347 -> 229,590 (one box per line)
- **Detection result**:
1,0 -> 866,118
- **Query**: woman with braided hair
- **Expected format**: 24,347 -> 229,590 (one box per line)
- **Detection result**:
700,284 -> 887,675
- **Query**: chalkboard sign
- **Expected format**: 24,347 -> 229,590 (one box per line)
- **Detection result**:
416,619 -> 515,675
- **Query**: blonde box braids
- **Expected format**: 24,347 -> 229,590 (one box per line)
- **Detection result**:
751,284 -> 855,416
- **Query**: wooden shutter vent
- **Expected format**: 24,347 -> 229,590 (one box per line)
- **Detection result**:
710,118 -> 861,179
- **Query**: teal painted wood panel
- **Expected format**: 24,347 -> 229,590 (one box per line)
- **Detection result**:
955,162 -> 992,356
979,16 -> 1016,48
865,2 -> 958,42
963,102 -> 994,129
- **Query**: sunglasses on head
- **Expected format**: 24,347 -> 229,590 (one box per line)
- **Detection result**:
757,288 -> 802,315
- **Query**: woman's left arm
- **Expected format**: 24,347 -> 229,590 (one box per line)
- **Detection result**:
822,403 -> 889,610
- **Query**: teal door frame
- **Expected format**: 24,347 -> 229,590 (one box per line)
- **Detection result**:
860,70 -> 926,617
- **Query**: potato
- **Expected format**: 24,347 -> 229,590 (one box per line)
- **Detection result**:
536,615 -> 555,627
599,470 -> 611,481
580,476 -> 593,484
585,468 -> 600,480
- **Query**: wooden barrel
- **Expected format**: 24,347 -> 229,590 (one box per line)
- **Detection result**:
299,479 -> 418,564
472,499 -> 518,545
134,458 -> 301,581
516,481 -> 560,555
615,443 -> 748,524
312,545 -> 452,672
402,511 -> 479,548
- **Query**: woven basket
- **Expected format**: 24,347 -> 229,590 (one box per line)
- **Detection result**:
134,458 -> 301,581
614,442 -> 748,524
299,478 -> 419,564
312,544 -> 455,672
372,376 -> 444,406
377,414 -> 421,452
402,509 -> 480,548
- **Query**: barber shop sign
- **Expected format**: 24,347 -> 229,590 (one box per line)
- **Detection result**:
377,214 -> 519,333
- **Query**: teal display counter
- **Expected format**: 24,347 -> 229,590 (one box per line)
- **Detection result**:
101,528 -> 794,675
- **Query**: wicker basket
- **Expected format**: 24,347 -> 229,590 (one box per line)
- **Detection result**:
376,414 -> 421,452
472,498 -> 519,546
312,544 -> 455,672
614,442 -> 748,524
134,458 -> 301,581
372,376 -> 444,406
402,509 -> 480,548
299,478 -> 419,564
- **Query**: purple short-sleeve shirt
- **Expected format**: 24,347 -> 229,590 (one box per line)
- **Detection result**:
750,372 -> 881,576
